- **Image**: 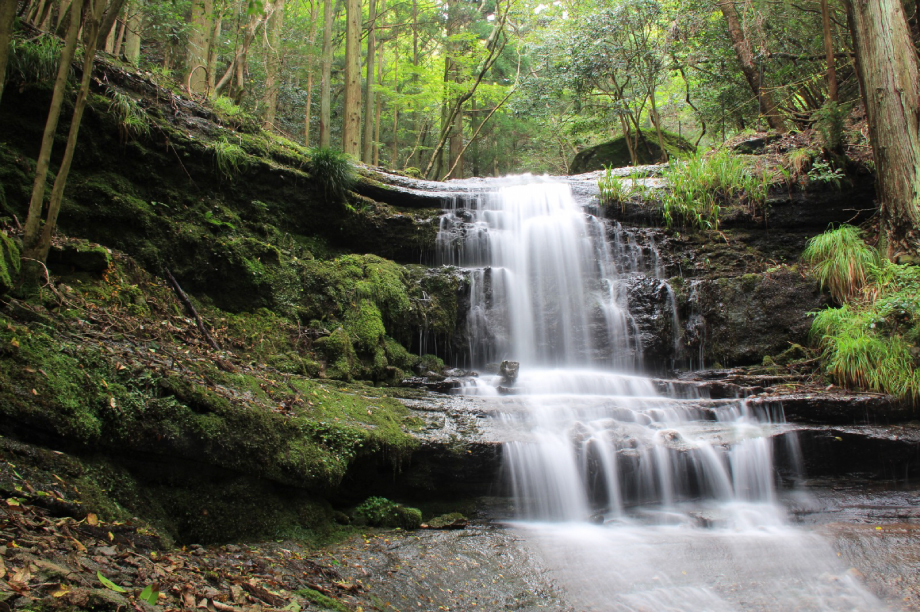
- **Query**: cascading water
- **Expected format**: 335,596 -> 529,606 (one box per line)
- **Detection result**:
436,176 -> 888,610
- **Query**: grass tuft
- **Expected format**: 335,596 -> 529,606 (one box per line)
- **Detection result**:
660,149 -> 771,230
802,225 -> 878,302
309,147 -> 355,205
8,35 -> 64,86
209,138 -> 250,179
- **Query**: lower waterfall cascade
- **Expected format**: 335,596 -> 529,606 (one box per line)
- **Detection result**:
434,176 -> 889,611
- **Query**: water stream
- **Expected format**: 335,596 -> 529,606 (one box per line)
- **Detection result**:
435,176 -> 889,610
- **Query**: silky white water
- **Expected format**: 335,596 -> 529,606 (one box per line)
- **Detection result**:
436,177 -> 889,610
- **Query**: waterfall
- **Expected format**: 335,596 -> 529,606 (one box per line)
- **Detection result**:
437,177 -> 793,521
433,177 -> 887,610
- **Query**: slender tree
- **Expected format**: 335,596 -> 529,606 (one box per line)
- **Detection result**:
718,0 -> 787,133
22,0 -> 84,256
187,0 -> 214,94
303,0 -> 319,146
318,0 -> 333,147
820,0 -> 837,102
342,0 -> 361,156
123,0 -> 141,64
844,0 -> 920,256
262,0 -> 285,129
361,0 -> 377,162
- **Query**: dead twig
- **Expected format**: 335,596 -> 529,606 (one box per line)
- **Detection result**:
163,268 -> 220,351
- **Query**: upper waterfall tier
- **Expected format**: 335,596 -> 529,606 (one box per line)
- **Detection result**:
436,179 -> 640,368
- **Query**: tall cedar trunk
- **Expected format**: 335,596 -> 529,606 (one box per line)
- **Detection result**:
28,0 -> 107,263
718,1 -> 787,133
303,0 -> 319,146
361,0 -> 376,162
342,0 -> 361,156
124,0 -> 141,64
821,0 -> 837,101
22,0 -> 84,254
373,29 -> 382,166
389,22 -> 399,168
845,0 -> 920,256
186,0 -> 213,94
104,13 -> 116,51
0,0 -> 18,106
318,0 -> 333,147
649,93 -> 668,163
261,0 -> 284,129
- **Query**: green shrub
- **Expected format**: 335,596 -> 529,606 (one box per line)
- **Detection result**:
803,225 -> 878,302
309,147 -> 355,204
813,100 -> 849,152
353,496 -> 422,530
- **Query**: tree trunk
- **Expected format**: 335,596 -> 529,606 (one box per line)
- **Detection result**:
820,0 -> 838,101
95,0 -> 127,49
845,0 -> 920,256
111,18 -> 125,56
303,0 -> 319,146
123,0 -> 141,64
22,0 -> 84,255
186,0 -> 213,94
206,6 -> 221,91
718,0 -> 787,133
28,0 -> 107,263
318,0 -> 333,148
0,0 -> 18,106
214,4 -> 269,98
361,0 -> 377,162
342,0 -> 361,156
261,0 -> 284,130
373,35 -> 382,166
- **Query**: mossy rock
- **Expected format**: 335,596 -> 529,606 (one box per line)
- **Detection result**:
352,496 -> 422,530
569,129 -> 696,174
315,327 -> 359,381
0,232 -> 20,295
47,241 -> 112,276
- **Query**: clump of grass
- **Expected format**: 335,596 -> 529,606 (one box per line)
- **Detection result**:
598,164 -> 634,209
810,250 -> 920,402
106,87 -> 149,140
208,137 -> 250,179
787,148 -> 816,178
309,147 -> 355,204
660,148 -> 771,230
802,225 -> 878,302
8,35 -> 64,86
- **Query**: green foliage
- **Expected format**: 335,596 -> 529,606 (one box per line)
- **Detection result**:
309,148 -> 355,205
597,165 -> 634,208
813,100 -> 849,152
8,35 -> 64,86
212,96 -> 245,118
353,496 -> 423,530
803,225 -> 878,302
209,138 -> 250,179
807,160 -> 845,190
661,149 -> 770,230
0,233 -> 21,296
106,87 -> 150,139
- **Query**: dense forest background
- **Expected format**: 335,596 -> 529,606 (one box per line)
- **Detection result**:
4,0 -> 893,178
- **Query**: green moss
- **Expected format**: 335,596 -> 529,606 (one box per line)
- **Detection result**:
353,496 -> 422,530
295,588 -> 350,612
315,327 -> 358,381
0,232 -> 21,295
345,301 -> 385,353
570,129 -> 696,173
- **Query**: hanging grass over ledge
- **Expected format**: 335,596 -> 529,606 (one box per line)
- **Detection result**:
808,228 -> 920,402
803,224 -> 879,302
309,147 -> 355,205
661,149 -> 772,230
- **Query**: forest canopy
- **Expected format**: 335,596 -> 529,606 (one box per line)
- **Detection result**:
3,0 -> 893,178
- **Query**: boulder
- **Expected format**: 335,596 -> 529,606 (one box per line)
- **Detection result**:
569,130 -> 696,174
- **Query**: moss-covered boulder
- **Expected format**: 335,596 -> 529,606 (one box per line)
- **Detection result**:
569,129 -> 696,174
0,231 -> 20,295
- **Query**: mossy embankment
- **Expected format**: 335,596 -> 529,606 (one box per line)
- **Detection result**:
0,248 -> 436,543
